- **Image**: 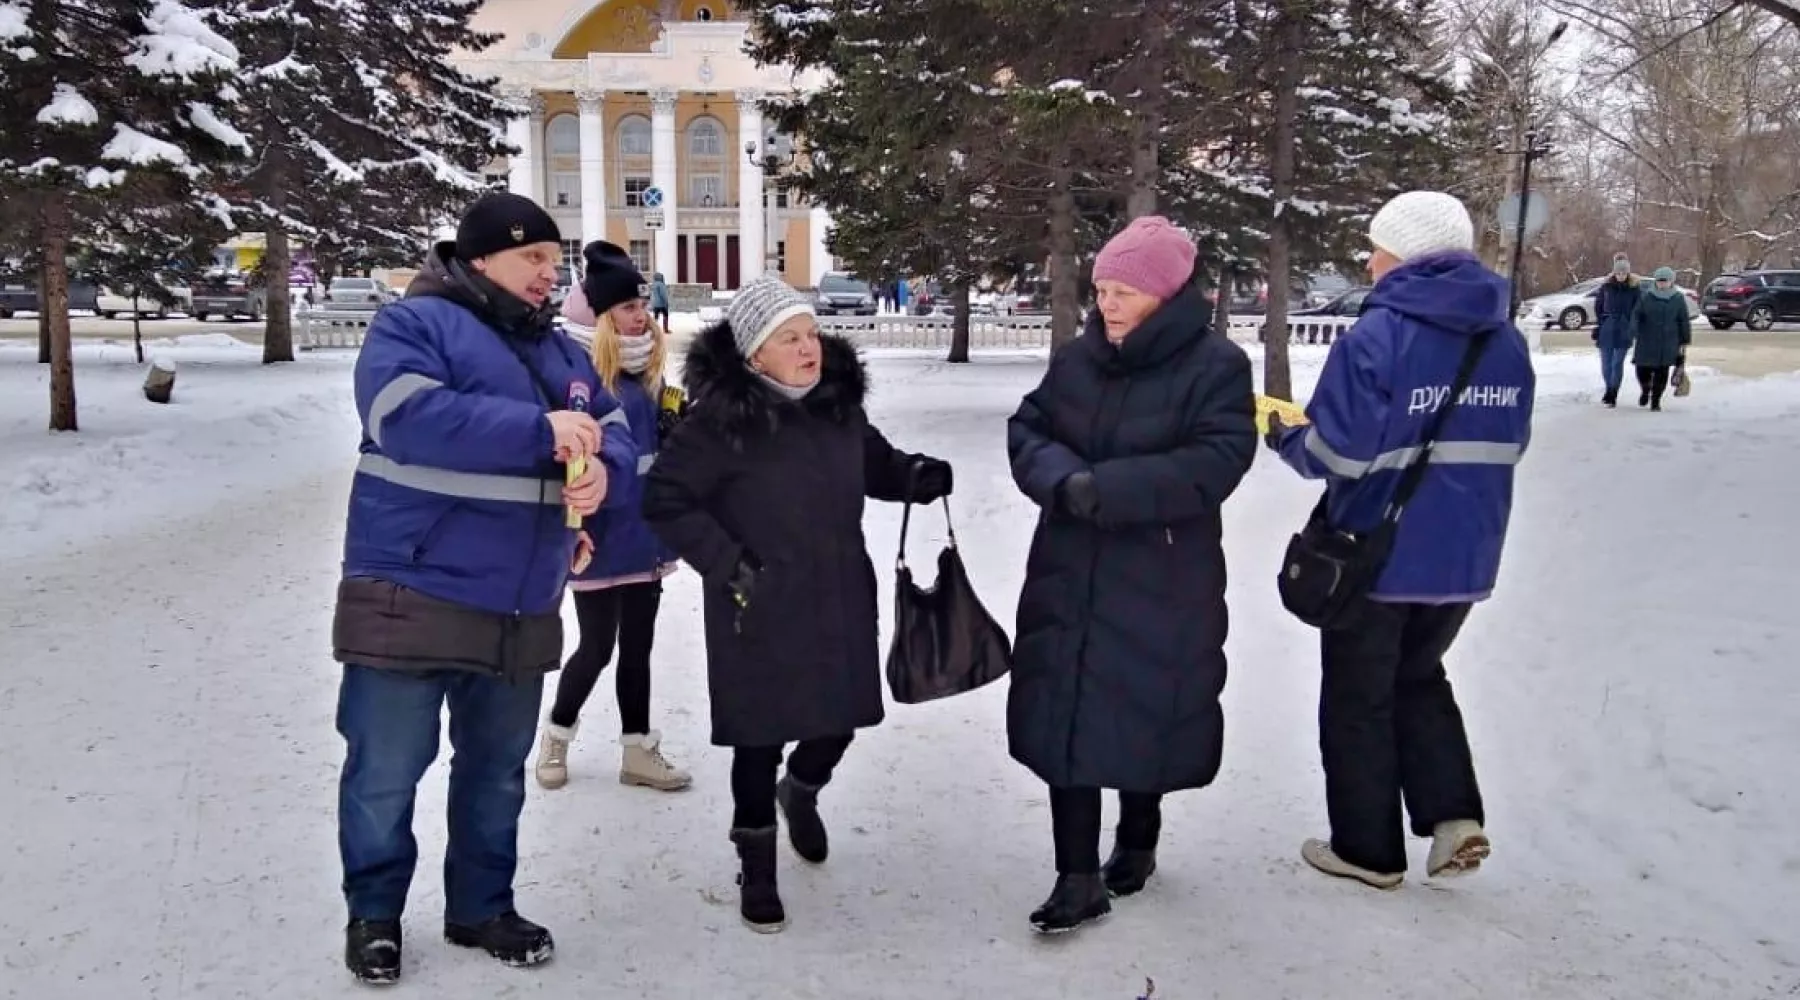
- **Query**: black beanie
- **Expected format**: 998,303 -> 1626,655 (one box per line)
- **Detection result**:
582,240 -> 648,314
454,192 -> 562,262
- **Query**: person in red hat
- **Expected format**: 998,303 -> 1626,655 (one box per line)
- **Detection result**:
1007,215 -> 1257,934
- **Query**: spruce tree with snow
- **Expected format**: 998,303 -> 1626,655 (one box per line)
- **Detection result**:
203,0 -> 515,363
1213,0 -> 1458,398
0,0 -> 245,430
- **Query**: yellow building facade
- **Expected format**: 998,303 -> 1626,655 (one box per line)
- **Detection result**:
461,0 -> 834,289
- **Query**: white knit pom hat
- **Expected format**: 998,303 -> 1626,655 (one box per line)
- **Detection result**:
1368,191 -> 1475,262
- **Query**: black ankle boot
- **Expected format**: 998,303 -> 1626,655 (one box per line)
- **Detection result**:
1602,389 -> 1617,407
1102,843 -> 1158,897
731,826 -> 787,933
1029,873 -> 1111,934
345,918 -> 402,985
443,911 -> 554,967
776,774 -> 829,863
1639,389 -> 1651,407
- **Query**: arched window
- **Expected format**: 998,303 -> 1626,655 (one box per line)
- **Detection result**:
687,117 -> 723,158
545,114 -> 579,156
617,115 -> 651,157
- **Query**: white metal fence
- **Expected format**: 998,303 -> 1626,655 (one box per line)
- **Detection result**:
298,308 -> 1364,352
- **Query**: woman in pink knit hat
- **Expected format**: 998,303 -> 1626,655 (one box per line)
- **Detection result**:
1007,215 -> 1257,934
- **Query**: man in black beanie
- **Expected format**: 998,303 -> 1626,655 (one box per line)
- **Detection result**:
330,190 -> 638,984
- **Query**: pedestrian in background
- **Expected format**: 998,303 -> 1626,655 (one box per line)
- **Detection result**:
1592,253 -> 1640,408
1630,266 -> 1691,412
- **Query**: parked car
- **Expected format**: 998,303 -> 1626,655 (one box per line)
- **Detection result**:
813,271 -> 877,316
1701,270 -> 1800,330
191,274 -> 267,321
325,276 -> 397,311
1522,276 -> 1700,330
96,282 -> 193,318
1292,285 -> 1372,317
0,279 -> 101,317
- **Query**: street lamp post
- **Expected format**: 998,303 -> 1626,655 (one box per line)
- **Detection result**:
1502,18 -> 1568,321
745,133 -> 795,280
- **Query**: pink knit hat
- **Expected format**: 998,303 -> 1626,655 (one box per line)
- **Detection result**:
560,282 -> 597,327
1092,216 -> 1196,302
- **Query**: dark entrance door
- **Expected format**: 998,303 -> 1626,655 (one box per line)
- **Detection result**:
696,235 -> 719,289
726,235 -> 742,290
676,235 -> 689,284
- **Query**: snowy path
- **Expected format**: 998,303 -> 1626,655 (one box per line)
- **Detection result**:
2,351 -> 1797,999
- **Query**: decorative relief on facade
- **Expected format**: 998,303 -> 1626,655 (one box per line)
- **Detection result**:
574,87 -> 605,110
649,87 -> 679,113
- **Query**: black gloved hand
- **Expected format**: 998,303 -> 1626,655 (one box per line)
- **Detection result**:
727,552 -> 761,610
1057,470 -> 1100,521
656,406 -> 684,440
910,458 -> 954,503
1264,414 -> 1290,452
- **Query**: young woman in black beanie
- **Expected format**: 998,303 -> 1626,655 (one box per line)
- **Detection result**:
534,240 -> 691,793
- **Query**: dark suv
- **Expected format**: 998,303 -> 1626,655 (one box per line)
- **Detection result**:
1701,270 -> 1800,330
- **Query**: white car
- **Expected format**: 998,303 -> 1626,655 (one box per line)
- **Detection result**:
1522,277 -> 1701,330
96,282 -> 192,318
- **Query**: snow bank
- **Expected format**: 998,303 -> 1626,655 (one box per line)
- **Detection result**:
0,336 -> 358,564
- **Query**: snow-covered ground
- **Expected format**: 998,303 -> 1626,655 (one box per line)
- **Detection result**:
1,337 -> 1795,999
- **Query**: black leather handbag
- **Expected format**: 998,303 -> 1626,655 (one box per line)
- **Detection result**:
884,487 -> 1013,705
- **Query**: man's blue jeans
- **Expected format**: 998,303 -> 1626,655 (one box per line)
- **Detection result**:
1598,344 -> 1628,394
336,664 -> 543,927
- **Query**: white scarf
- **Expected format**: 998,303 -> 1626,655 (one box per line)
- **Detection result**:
757,370 -> 820,400
619,331 -> 654,374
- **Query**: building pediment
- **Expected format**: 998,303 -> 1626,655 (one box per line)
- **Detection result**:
458,20 -> 823,94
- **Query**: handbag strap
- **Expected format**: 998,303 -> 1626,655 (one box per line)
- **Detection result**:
1380,330 -> 1494,526
895,460 -> 957,571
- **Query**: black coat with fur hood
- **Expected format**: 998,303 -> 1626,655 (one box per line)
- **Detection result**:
642,320 -> 933,747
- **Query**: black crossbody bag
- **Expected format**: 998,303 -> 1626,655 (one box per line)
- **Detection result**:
1277,331 -> 1493,630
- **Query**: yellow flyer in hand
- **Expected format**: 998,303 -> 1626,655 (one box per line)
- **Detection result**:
1254,394 -> 1309,436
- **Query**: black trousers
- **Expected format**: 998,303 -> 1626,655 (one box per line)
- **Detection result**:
730,734 -> 854,829
548,582 -> 662,734
653,308 -> 670,328
1048,786 -> 1164,875
1635,364 -> 1671,402
1320,599 -> 1483,875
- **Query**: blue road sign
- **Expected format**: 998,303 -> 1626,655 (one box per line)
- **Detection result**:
643,186 -> 664,208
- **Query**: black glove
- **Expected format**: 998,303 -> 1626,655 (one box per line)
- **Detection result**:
726,552 -> 761,633
1057,470 -> 1100,521
1264,414 -> 1290,452
909,458 -> 954,503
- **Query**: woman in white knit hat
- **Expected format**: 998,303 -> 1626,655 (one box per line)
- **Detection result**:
641,274 -> 954,933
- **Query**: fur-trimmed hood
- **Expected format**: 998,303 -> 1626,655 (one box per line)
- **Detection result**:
681,318 -> 869,446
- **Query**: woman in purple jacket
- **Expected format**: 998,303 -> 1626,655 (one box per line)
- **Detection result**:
534,241 -> 691,792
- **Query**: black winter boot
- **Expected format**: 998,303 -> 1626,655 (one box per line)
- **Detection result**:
1029,873 -> 1111,934
443,911 -> 554,967
1101,844 -> 1158,897
345,918 -> 402,985
1602,388 -> 1617,407
731,826 -> 787,933
776,773 -> 829,863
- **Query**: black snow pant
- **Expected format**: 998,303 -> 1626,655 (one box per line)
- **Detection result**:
1635,365 -> 1671,405
730,734 -> 855,830
1047,786 -> 1164,875
1320,599 -> 1484,875
548,582 -> 662,735
653,308 -> 670,329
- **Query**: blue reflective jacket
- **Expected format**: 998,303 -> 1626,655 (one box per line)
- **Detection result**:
571,372 -> 677,585
1276,252 -> 1536,602
341,248 -> 637,616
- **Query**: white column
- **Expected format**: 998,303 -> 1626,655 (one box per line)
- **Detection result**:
503,88 -> 537,199
650,87 -> 679,281
809,204 -> 832,285
736,89 -> 764,285
576,88 -> 606,250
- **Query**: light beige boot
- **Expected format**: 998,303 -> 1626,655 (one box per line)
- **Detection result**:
533,722 -> 576,790
1301,839 -> 1404,891
620,730 -> 692,791
1426,820 -> 1491,877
